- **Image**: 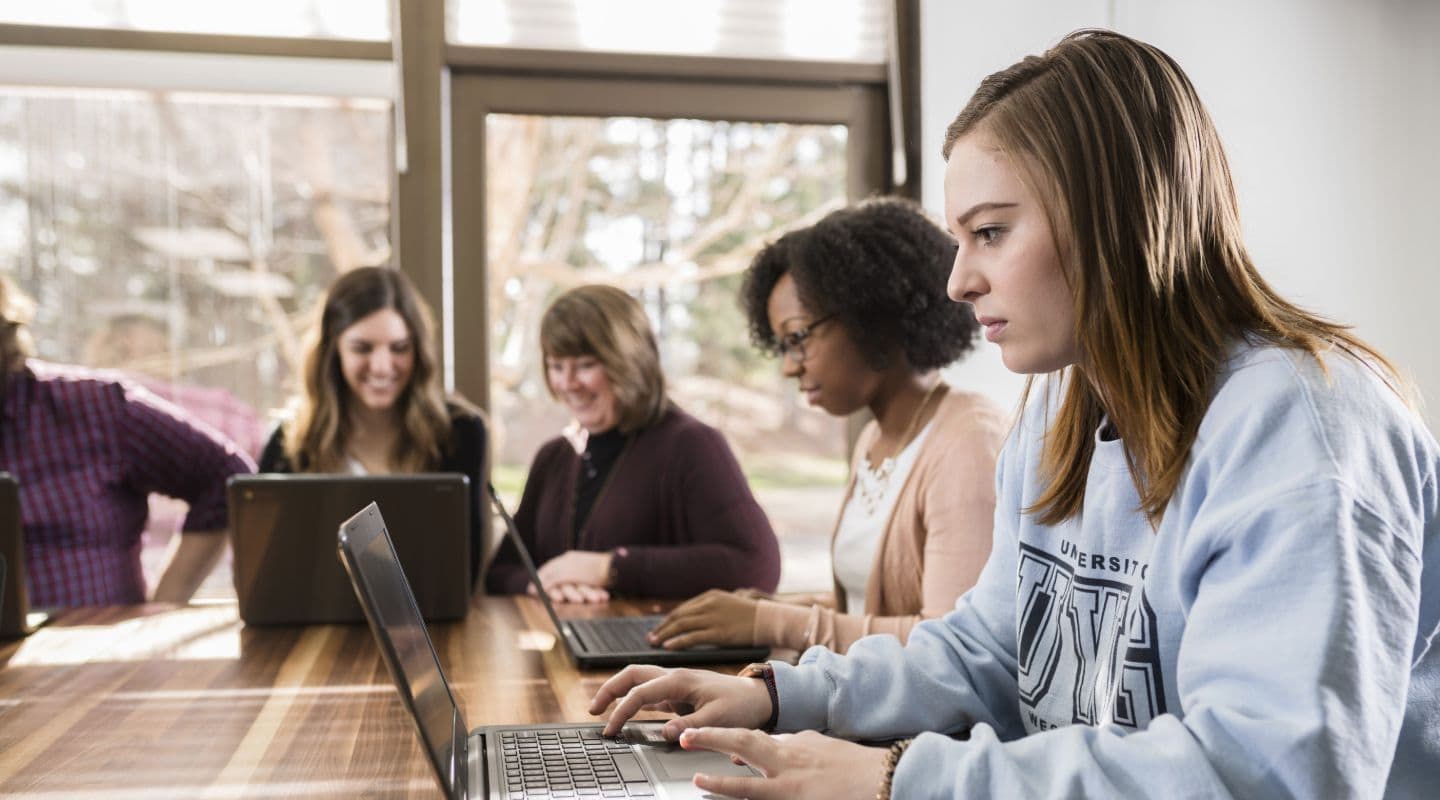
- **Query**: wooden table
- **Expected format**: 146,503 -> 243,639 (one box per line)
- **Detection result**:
0,596 -> 691,798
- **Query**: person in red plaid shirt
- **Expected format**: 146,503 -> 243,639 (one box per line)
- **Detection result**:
0,276 -> 255,607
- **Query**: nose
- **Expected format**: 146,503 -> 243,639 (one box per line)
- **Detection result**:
369,348 -> 394,376
947,246 -> 986,304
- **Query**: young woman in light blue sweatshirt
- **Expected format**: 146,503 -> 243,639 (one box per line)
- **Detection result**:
589,29 -> 1440,800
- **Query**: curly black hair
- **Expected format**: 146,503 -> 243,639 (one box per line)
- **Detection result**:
740,196 -> 979,372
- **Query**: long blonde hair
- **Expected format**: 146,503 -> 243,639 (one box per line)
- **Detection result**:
943,29 -> 1406,526
285,267 -> 455,472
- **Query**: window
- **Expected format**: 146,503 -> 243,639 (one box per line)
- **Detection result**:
486,115 -> 851,485
459,79 -> 886,591
0,86 -> 391,597
449,0 -> 889,63
1,0 -> 389,40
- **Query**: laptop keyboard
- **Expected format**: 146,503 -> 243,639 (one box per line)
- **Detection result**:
498,728 -> 655,798
568,616 -> 661,654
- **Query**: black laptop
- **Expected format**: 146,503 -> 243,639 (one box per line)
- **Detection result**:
229,474 -> 472,625
338,502 -> 753,800
486,484 -> 770,669
0,473 -> 51,638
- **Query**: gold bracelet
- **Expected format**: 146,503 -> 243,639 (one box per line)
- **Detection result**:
876,738 -> 913,800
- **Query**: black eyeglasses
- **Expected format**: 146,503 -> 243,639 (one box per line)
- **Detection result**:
775,313 -> 836,363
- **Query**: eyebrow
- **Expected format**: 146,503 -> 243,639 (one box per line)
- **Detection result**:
345,335 -> 412,346
954,201 -> 1019,229
774,315 -> 814,334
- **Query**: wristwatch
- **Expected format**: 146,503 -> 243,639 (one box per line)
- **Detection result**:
738,662 -> 779,731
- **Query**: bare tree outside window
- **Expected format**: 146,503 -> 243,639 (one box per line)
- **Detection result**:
0,86 -> 392,597
486,114 -> 849,592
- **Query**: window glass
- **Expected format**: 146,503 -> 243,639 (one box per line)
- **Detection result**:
0,86 -> 392,597
1,0 -> 390,40
487,114 -> 848,592
451,0 -> 888,63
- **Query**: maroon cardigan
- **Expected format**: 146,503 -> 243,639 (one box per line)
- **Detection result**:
485,406 -> 780,598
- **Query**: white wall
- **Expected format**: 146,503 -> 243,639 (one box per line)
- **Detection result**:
924,0 -> 1440,434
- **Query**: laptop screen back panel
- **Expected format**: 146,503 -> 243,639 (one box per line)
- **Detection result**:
231,475 -> 470,625
0,473 -> 37,639
338,503 -> 469,799
341,501 -> 758,800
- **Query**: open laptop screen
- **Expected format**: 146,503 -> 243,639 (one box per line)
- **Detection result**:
485,483 -> 574,637
338,503 -> 466,795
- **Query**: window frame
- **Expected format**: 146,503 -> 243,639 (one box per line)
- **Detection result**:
0,2 -> 898,431
445,59 -> 891,411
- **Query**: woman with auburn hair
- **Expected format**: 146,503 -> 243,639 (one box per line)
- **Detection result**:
647,197 -> 1006,654
589,29 -> 1437,799
485,284 -> 781,604
259,266 -> 487,584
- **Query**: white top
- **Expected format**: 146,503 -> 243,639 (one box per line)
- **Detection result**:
344,456 -> 368,476
832,420 -> 934,612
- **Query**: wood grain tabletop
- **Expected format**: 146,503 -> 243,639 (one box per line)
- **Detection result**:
0,595 -> 706,798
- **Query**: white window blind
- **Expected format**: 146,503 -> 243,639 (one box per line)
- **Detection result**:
449,0 -> 890,63
0,0 -> 390,41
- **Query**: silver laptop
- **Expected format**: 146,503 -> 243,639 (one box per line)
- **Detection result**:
230,474 -> 471,625
486,484 -> 770,670
338,502 -> 755,800
0,473 -> 51,639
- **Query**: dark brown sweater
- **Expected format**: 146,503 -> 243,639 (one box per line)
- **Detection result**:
485,406 -> 780,598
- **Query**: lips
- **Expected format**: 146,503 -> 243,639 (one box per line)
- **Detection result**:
800,385 -> 822,405
977,315 -> 1008,343
567,395 -> 599,414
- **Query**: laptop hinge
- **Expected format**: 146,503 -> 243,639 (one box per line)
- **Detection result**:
451,708 -> 468,800
564,622 -> 590,653
464,732 -> 485,800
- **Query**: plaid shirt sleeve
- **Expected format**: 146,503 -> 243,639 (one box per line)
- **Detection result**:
116,382 -> 256,533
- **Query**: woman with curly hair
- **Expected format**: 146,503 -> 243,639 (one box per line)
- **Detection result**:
259,267 -> 488,585
647,197 -> 1007,654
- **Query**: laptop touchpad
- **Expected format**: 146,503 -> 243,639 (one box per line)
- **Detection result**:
643,743 -> 756,782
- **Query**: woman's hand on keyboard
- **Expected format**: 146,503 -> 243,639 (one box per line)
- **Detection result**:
679,727 -> 890,800
590,665 -> 771,739
648,589 -> 759,649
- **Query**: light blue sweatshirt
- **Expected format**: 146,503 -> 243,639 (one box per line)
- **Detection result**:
772,342 -> 1438,799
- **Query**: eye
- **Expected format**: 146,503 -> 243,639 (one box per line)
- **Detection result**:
973,225 -> 1008,246
390,340 -> 412,354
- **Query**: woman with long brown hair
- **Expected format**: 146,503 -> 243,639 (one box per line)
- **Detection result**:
259,266 -> 487,584
587,30 -> 1437,799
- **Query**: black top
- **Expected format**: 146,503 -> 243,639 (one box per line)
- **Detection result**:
258,404 -> 487,587
572,427 -> 628,543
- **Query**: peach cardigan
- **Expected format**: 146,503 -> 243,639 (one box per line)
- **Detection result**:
752,389 -> 1008,652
